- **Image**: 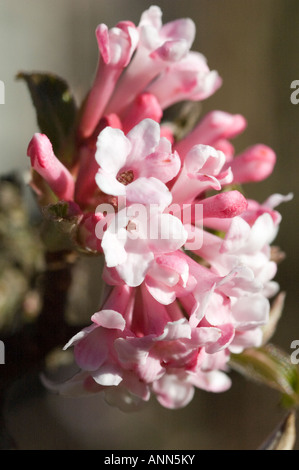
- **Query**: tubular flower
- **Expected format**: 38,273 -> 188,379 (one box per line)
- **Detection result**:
78,21 -> 139,140
146,51 -> 222,110
26,6 -> 291,410
104,5 -> 197,117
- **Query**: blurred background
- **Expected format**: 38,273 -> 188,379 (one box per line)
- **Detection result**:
0,0 -> 298,450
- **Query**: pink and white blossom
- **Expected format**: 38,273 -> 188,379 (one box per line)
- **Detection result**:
28,6 -> 290,411
170,144 -> 233,203
49,283 -> 233,409
95,119 -> 180,206
101,204 -> 188,287
146,51 -> 222,110
104,6 -> 196,116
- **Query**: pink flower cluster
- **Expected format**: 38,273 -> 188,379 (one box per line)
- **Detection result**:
28,6 -> 291,409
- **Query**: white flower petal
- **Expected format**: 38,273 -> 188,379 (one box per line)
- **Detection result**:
153,374 -> 195,409
63,324 -> 97,350
191,370 -> 231,393
114,337 -> 151,365
95,127 -> 131,174
185,144 -> 225,175
154,319 -> 191,341
91,310 -> 126,331
247,213 -> 277,252
101,228 -> 128,267
148,213 -> 188,253
126,177 -> 172,208
126,118 -> 160,166
231,294 -> 270,330
145,277 -> 176,305
95,169 -> 126,196
92,364 -> 123,386
74,328 -> 108,371
116,249 -> 154,287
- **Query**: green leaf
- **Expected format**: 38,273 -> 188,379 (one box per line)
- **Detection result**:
17,72 -> 78,165
230,344 -> 299,407
46,201 -> 73,220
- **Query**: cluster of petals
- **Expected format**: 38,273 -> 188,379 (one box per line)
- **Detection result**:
27,6 -> 291,409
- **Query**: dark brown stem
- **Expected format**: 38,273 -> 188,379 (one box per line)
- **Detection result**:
0,249 -> 81,448
35,250 -> 77,354
2,250 -> 77,384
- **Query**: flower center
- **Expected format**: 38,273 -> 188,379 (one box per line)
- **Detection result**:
117,169 -> 134,185
126,220 -> 137,232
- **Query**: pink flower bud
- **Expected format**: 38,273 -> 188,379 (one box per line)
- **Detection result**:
209,139 -> 235,161
227,144 -> 276,183
27,133 -> 74,201
122,93 -> 163,133
200,190 -> 248,219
